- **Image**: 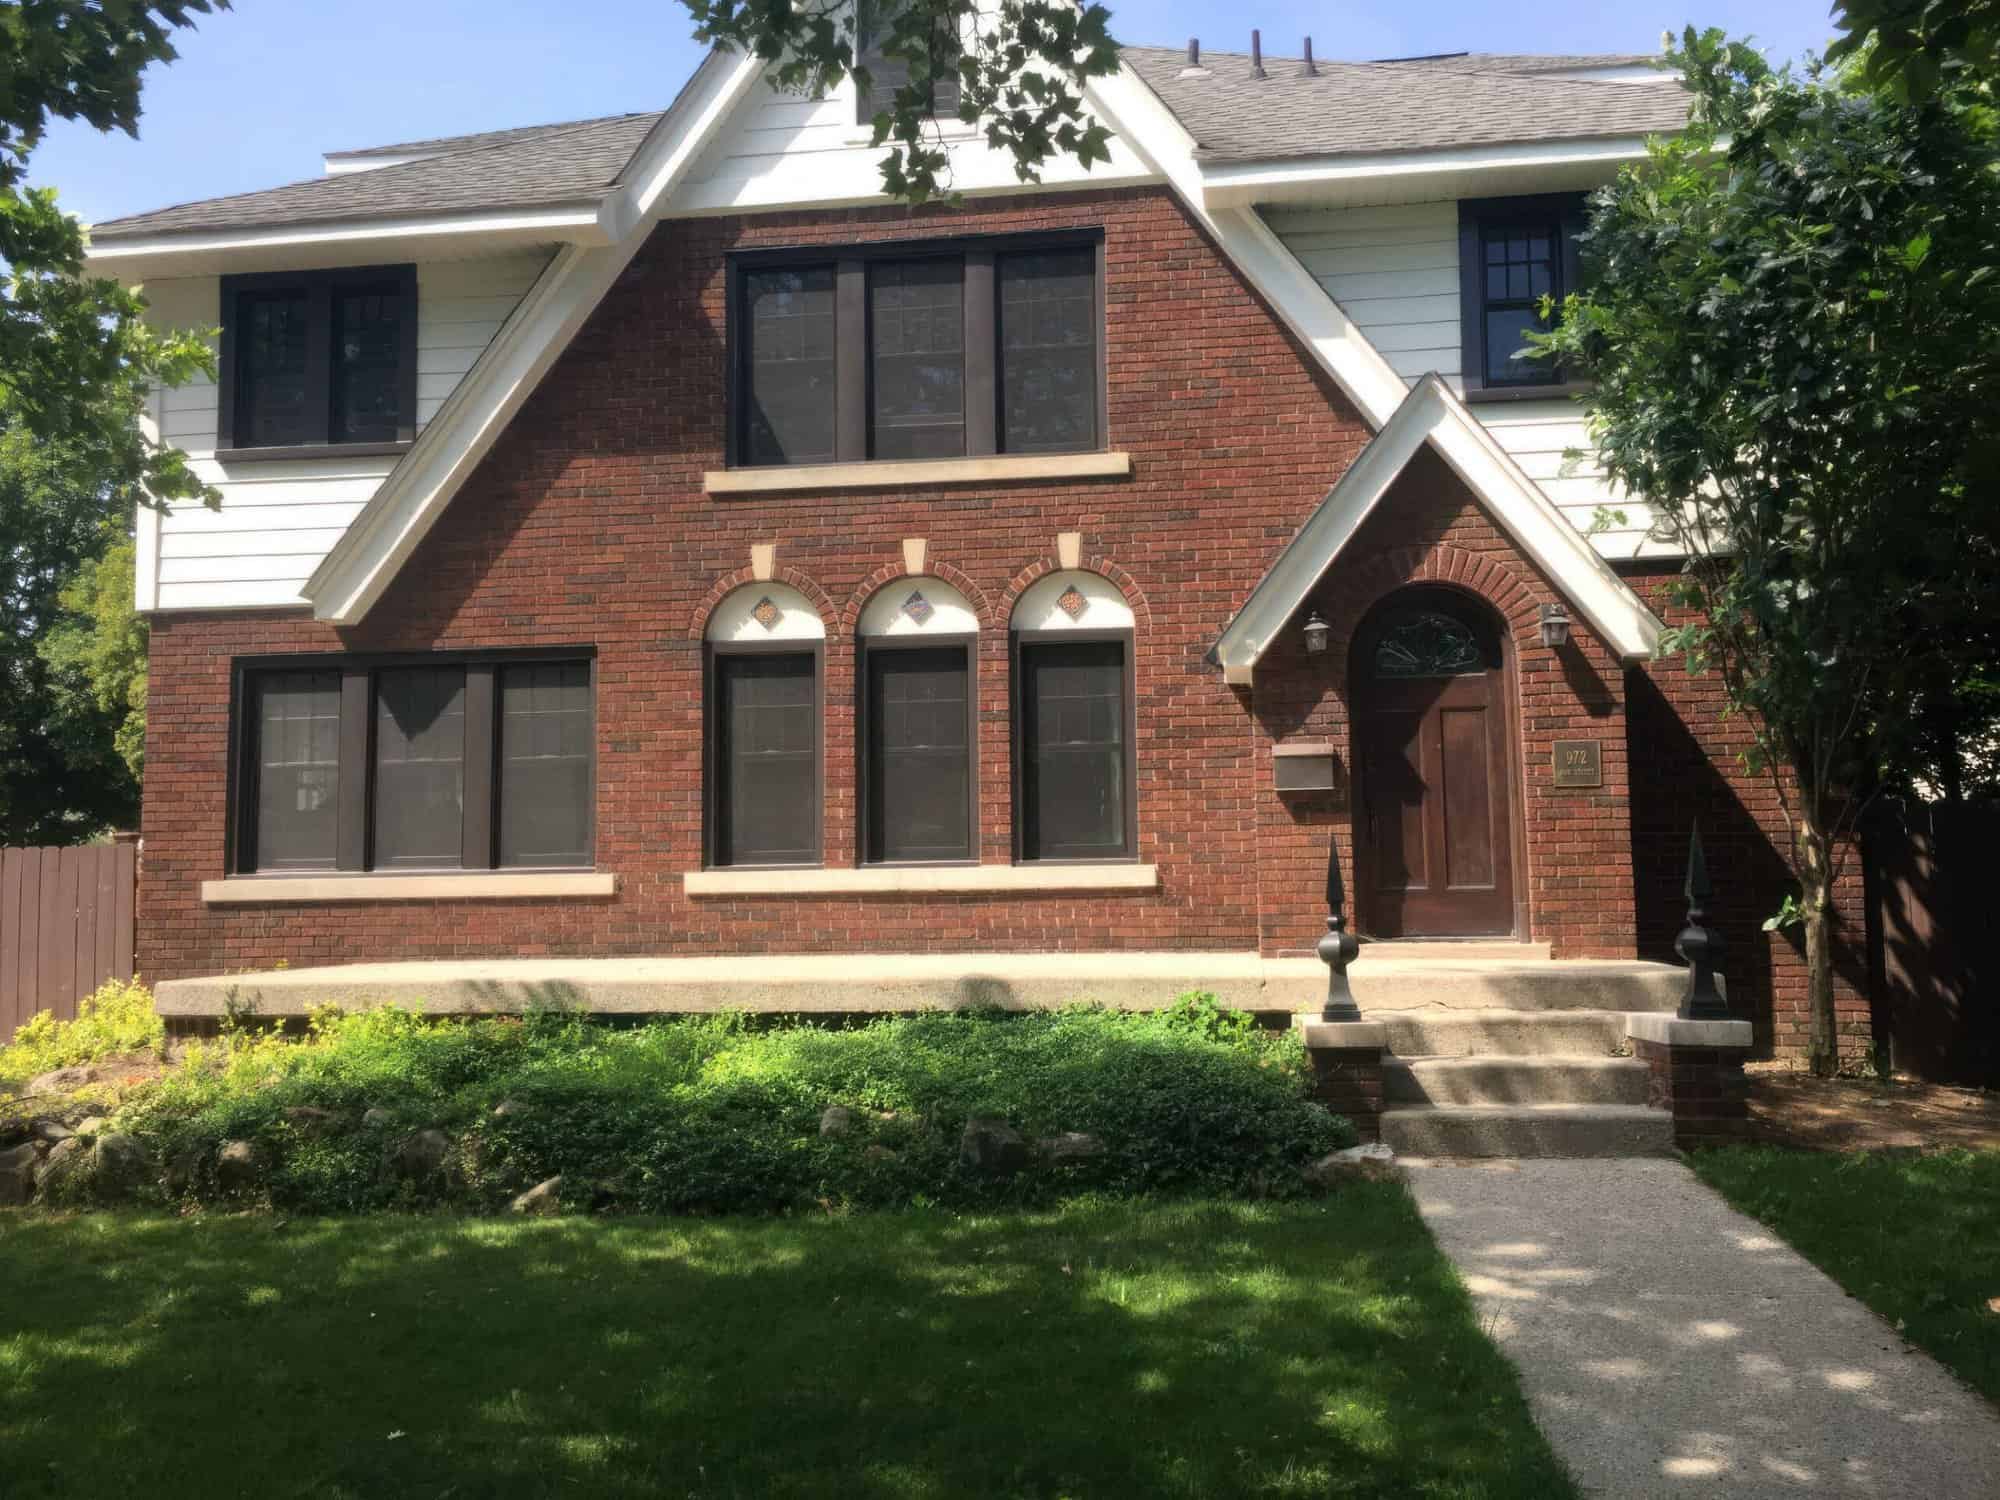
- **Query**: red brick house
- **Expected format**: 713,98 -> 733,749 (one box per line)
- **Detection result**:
90,38 -> 1869,1074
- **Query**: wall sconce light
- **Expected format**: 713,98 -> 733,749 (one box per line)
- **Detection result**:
1302,611 -> 1331,655
1538,602 -> 1571,649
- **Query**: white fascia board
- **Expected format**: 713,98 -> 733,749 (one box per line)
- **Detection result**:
1212,376 -> 1661,677
304,50 -> 763,624
1198,136 -> 1656,206
1083,66 -> 1409,431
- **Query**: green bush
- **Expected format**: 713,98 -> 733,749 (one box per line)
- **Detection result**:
109,994 -> 1351,1215
0,976 -> 164,1087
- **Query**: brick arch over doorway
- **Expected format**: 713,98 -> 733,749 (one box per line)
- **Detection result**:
1248,443 -> 1638,960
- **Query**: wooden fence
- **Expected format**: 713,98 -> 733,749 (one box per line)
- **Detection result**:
0,842 -> 139,1041
1865,800 -> 1996,1087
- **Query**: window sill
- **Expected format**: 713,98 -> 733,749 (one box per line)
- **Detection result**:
683,863 -> 1157,897
201,872 -> 617,905
215,441 -> 414,464
704,451 -> 1132,495
1461,383 -> 1592,406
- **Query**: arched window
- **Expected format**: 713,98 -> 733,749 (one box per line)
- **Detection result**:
705,584 -> 823,868
1010,572 -> 1137,862
858,578 -> 979,864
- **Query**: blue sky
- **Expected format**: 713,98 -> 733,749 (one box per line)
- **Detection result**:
36,1 -> 1840,227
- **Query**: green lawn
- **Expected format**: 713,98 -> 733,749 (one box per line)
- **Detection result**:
0,1193 -> 1573,1499
1691,1146 -> 2000,1404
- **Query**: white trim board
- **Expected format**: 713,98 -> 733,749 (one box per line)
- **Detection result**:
1212,374 -> 1662,680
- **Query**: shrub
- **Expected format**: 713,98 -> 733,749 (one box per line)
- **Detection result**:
0,977 -> 165,1087
107,997 -> 1352,1215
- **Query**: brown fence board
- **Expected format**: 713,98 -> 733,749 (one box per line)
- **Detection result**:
0,843 -> 140,1041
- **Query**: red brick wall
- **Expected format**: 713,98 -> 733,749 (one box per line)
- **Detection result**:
1621,568 -> 1872,1062
140,186 -> 1376,980
1249,446 -> 1636,960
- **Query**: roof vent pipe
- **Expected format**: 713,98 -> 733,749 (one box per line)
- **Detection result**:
1188,37 -> 1199,68
1250,30 -> 1267,79
1302,37 -> 1318,76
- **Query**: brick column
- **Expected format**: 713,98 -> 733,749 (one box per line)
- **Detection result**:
1297,1020 -> 1388,1142
1627,1015 -> 1753,1149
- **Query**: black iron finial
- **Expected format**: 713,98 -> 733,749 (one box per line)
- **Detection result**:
1319,826 -> 1361,1021
1675,824 -> 1729,1020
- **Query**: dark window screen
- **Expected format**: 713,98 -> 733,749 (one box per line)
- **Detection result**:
743,266 -> 837,465
715,653 -> 818,866
236,290 -> 313,447
372,666 -> 466,869
1480,224 -> 1560,387
252,670 -> 341,871
1020,640 -> 1127,860
855,7 -> 960,122
871,258 -> 965,460
499,662 -> 592,868
999,249 -> 1098,453
332,285 -> 404,442
866,646 -> 971,863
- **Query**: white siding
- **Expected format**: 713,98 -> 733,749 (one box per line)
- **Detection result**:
674,71 -> 1154,215
139,251 -> 552,610
1263,201 -> 1668,558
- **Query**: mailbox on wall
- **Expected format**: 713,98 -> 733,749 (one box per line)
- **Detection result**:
1273,741 -> 1340,795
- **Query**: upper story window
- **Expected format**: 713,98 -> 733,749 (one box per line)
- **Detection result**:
854,2 -> 961,125
1457,195 -> 1585,400
237,652 -> 593,875
219,264 -> 417,458
732,234 -> 1104,468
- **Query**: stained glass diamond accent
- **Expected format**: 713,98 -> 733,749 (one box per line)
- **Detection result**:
751,596 -> 782,631
901,589 -> 935,626
1056,585 -> 1090,620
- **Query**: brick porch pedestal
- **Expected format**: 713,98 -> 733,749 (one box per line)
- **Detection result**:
1297,1020 -> 1388,1142
1626,1014 -> 1754,1149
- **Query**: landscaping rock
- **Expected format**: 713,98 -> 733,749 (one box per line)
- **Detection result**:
1304,1142 -> 1398,1188
819,1105 -> 857,1138
165,1145 -> 203,1194
92,1133 -> 151,1196
959,1117 -> 1030,1175
491,1099 -> 528,1119
390,1128 -> 451,1181
361,1107 -> 394,1130
75,1116 -> 111,1138
1039,1131 -> 1105,1164
284,1106 -> 343,1136
863,1144 -> 898,1164
0,1142 -> 37,1206
26,1066 -> 96,1097
33,1136 -> 87,1196
510,1176 -> 563,1216
217,1139 -> 262,1190
31,1119 -> 72,1146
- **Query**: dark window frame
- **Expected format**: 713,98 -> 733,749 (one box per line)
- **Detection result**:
217,263 -> 419,460
854,5 -> 962,124
1457,194 -> 1588,403
856,632 -> 980,867
227,648 -> 595,877
726,230 -> 1107,469
1010,627 -> 1139,864
703,639 -> 826,870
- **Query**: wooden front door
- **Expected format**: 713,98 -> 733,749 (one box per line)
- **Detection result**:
1354,595 -> 1515,938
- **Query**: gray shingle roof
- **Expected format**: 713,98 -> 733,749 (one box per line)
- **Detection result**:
90,44 -> 1687,241
91,110 -> 663,240
1376,51 -> 1663,73
1123,45 -> 1689,163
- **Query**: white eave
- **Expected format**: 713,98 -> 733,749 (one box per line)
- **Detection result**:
1198,135 -> 1658,209
1212,374 -> 1662,681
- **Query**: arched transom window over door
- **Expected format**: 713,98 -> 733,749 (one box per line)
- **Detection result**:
1352,592 -> 1517,939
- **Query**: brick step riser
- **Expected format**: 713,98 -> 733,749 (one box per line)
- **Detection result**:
1384,1059 -> 1651,1107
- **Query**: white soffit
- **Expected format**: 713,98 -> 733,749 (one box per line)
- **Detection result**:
1211,374 -> 1662,680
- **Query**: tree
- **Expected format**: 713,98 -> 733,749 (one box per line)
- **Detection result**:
1538,29 -> 2000,1074
681,0 -> 1119,204
42,537 -> 148,784
0,1 -> 223,840
1829,0 -> 2000,98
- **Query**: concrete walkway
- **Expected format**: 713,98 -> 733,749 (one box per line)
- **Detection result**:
1408,1158 -> 2000,1498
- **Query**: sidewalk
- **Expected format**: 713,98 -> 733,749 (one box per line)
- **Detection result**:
1408,1158 -> 2000,1497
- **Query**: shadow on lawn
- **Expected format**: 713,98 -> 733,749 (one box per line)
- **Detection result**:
0,1195 -> 1569,1500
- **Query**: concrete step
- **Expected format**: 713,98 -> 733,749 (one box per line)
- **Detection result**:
1270,958 -> 1685,1013
1380,1103 -> 1675,1159
1375,1008 -> 1632,1058
1385,1055 -> 1651,1107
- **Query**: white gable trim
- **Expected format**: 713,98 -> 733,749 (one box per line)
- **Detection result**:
1212,375 -> 1661,681
303,50 -> 762,623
